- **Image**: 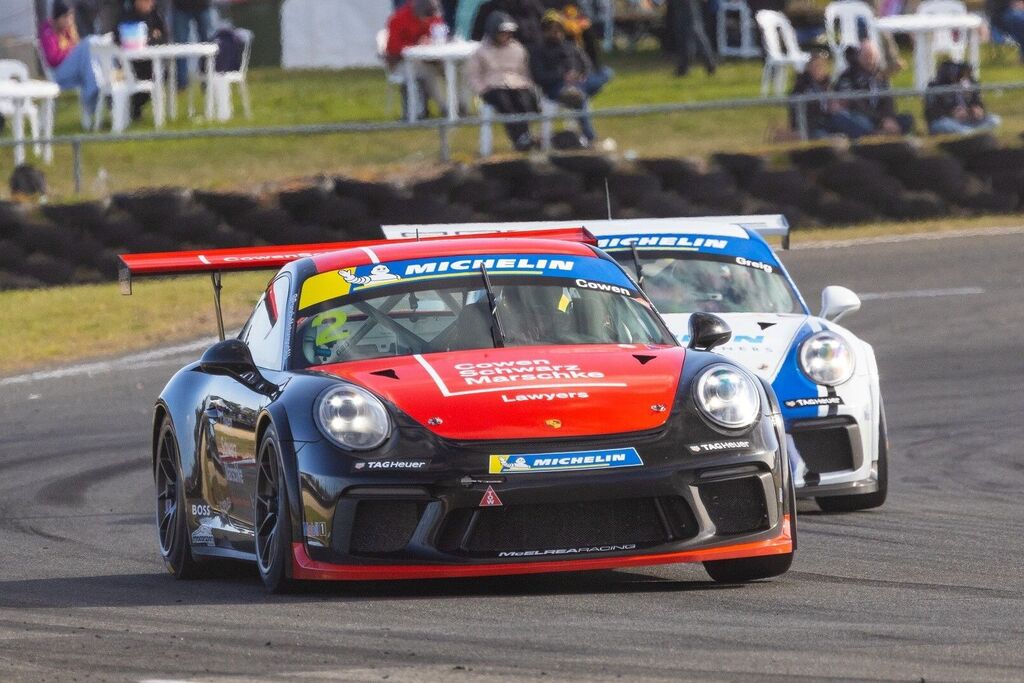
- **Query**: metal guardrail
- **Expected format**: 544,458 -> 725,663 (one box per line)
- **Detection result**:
1,81 -> 1021,194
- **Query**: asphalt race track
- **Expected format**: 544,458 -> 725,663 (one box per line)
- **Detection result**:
1,230 -> 1022,682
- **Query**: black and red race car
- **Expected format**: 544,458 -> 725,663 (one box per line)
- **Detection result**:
120,228 -> 795,592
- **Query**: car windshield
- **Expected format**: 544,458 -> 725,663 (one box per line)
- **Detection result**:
614,253 -> 802,315
292,256 -> 675,367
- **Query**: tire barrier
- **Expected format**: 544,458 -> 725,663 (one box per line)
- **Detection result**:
3,141 -> 1022,290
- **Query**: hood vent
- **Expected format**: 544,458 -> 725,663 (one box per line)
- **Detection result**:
632,354 -> 656,365
370,369 -> 399,380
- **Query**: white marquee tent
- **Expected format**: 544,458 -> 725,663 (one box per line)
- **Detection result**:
281,0 -> 392,70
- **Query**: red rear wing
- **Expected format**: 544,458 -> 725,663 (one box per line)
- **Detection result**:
117,227 -> 595,295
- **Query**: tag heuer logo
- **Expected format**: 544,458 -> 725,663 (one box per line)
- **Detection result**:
545,419 -> 562,429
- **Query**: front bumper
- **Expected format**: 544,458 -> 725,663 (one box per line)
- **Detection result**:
291,416 -> 794,581
787,415 -> 877,498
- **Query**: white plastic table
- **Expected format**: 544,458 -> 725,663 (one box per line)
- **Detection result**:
0,80 -> 59,164
107,42 -> 220,126
402,40 -> 480,122
876,14 -> 983,90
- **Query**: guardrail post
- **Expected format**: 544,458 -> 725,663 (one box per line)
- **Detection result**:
72,139 -> 83,195
439,121 -> 451,163
794,100 -> 809,141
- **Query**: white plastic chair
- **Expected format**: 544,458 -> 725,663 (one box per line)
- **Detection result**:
90,43 -> 155,133
0,60 -> 42,157
479,100 -> 495,156
718,0 -> 761,58
824,1 -> 885,72
207,28 -> 254,121
917,0 -> 968,63
756,11 -> 811,96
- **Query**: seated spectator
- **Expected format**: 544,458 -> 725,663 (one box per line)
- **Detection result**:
116,0 -> 168,122
986,0 -> 1024,62
466,12 -> 539,151
38,0 -> 99,130
9,164 -> 47,205
386,0 -> 450,118
529,10 -> 614,146
542,1 -> 603,66
472,0 -> 545,46
790,50 -> 874,139
834,41 -> 914,137
925,61 -> 1001,135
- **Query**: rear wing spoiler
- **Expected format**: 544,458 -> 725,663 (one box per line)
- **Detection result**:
117,227 -> 595,340
116,227 -> 595,295
383,215 -> 791,249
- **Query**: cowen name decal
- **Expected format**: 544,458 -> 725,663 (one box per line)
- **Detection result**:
413,355 -> 627,398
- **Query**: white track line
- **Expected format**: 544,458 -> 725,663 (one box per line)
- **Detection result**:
0,337 -> 218,387
793,225 -> 1024,250
859,286 -> 986,301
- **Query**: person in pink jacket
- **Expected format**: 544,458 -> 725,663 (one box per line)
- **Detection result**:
466,12 -> 538,150
39,0 -> 99,129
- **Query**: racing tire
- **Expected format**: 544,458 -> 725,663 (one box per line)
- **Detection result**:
155,418 -> 212,579
254,426 -> 297,594
817,402 -> 889,513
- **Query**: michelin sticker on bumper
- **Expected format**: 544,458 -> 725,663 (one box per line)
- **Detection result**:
489,447 -> 643,474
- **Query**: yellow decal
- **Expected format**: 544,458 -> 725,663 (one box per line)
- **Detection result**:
299,268 -> 354,310
557,292 -> 571,312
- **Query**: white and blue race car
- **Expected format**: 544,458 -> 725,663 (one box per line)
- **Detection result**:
383,217 -> 886,512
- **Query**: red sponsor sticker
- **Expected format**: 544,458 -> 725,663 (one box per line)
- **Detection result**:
479,485 -> 503,507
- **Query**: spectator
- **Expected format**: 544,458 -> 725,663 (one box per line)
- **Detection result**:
986,0 -> 1024,62
38,0 -> 99,130
925,61 -> 1001,135
834,41 -> 914,136
666,0 -> 716,77
386,0 -> 451,118
541,1 -> 603,66
472,0 -> 546,46
790,50 -> 874,139
116,0 -> 169,121
172,0 -> 214,90
467,12 -> 539,150
529,10 -> 613,146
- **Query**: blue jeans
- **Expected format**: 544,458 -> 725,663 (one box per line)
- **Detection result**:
53,41 -> 99,122
997,8 -> 1024,60
929,114 -> 1001,135
543,67 -> 614,142
826,110 -> 875,139
173,8 -> 215,89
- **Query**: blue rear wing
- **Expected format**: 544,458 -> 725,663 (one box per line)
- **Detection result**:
381,215 -> 791,250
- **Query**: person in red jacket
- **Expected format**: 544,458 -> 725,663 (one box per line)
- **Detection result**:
386,0 -> 450,118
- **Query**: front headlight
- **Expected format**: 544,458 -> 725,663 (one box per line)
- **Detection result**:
799,331 -> 855,386
695,364 -> 761,430
316,385 -> 390,450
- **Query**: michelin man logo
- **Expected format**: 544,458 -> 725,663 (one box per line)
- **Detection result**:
340,264 -> 401,286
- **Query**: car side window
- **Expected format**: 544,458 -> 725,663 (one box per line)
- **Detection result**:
243,275 -> 291,370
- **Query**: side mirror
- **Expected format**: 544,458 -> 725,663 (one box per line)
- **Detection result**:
200,339 -> 278,395
820,286 -> 861,323
687,312 -> 732,352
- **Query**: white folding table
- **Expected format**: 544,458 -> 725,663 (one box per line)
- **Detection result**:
402,40 -> 480,122
876,14 -> 984,90
0,80 -> 59,164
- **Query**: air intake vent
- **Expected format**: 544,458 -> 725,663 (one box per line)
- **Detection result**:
699,478 -> 769,535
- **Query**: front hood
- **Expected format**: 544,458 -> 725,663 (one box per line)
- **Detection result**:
317,345 -> 685,440
662,312 -> 807,381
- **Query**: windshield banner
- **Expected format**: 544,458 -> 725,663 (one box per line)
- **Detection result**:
299,253 -> 637,310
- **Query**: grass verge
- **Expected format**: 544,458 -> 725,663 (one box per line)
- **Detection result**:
1,215 -> 1020,376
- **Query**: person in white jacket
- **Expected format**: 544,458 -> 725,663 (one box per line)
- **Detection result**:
466,12 -> 539,150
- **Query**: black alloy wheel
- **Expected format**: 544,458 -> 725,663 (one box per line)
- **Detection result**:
254,426 -> 295,593
155,417 -> 207,579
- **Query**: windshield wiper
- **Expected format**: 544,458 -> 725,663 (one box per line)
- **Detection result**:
480,264 -> 506,348
630,244 -> 645,290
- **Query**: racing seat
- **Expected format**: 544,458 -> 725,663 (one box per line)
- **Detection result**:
432,300 -> 495,352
